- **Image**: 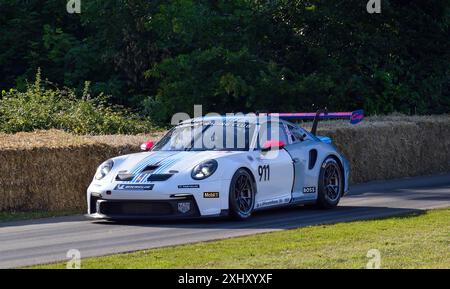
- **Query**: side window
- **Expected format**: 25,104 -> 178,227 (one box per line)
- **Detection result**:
256,122 -> 289,148
278,123 -> 289,144
288,125 -> 307,143
286,124 -> 297,143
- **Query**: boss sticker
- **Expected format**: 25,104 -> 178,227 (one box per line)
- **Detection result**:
303,186 -> 316,194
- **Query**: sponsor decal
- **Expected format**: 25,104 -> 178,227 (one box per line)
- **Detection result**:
203,192 -> 220,198
178,184 -> 200,189
350,109 -> 364,125
177,202 -> 191,213
256,197 -> 290,208
303,186 -> 316,194
114,184 -> 154,191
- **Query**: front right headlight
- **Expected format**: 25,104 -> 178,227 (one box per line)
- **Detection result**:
95,159 -> 114,180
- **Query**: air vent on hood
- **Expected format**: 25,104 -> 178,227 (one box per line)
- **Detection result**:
141,165 -> 159,173
147,174 -> 173,181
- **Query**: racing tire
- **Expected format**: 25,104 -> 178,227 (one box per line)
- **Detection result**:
228,169 -> 256,220
316,157 -> 343,209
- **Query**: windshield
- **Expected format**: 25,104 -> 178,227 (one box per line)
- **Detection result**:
153,121 -> 256,151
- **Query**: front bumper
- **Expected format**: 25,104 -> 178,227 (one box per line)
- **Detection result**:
87,195 -> 202,220
86,178 -> 229,219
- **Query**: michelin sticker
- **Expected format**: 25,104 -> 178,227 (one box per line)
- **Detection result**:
114,184 -> 154,190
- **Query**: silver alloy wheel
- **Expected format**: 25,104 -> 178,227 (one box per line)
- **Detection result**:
323,162 -> 341,202
233,174 -> 254,215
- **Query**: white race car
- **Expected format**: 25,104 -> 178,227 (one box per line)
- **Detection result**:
87,110 -> 363,220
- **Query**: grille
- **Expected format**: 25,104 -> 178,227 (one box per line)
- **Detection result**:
99,201 -> 173,216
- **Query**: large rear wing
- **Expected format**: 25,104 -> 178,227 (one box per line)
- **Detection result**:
269,109 -> 364,135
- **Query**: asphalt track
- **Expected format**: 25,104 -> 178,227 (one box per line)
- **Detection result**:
0,174 -> 449,268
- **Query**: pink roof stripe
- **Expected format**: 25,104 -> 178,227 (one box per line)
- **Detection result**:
267,112 -> 352,117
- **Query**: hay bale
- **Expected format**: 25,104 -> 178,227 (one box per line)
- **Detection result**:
317,115 -> 450,183
0,130 -> 165,212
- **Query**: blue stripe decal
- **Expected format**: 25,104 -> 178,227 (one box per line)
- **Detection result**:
130,152 -> 157,174
131,173 -> 145,183
134,152 -> 177,173
129,154 -> 171,183
153,158 -> 178,173
137,173 -> 150,183
152,153 -> 184,174
130,152 -> 176,174
127,152 -> 188,183
131,154 -> 161,174
137,152 -> 189,183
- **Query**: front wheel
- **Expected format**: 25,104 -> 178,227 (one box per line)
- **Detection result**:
228,169 -> 255,220
316,157 -> 343,209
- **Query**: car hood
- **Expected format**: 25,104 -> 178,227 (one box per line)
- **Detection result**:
114,150 -> 244,175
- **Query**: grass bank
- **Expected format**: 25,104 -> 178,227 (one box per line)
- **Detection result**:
34,208 -> 449,269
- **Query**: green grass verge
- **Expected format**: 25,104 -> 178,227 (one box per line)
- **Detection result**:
34,209 -> 449,269
0,210 -> 80,223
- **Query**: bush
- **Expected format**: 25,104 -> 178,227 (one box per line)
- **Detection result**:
0,70 -> 154,134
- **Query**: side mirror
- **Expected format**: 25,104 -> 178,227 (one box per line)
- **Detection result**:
140,140 -> 154,151
262,140 -> 285,152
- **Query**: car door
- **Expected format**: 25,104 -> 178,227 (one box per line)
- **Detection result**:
283,124 -> 319,202
251,122 -> 294,209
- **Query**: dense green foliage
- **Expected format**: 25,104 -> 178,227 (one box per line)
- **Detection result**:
0,70 -> 153,134
1,0 -> 449,125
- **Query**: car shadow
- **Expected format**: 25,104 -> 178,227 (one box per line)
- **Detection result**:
89,173 -> 450,229
3,173 -> 448,229
90,205 -> 425,230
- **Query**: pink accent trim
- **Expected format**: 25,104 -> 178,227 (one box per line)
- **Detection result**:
140,140 -> 154,151
270,112 -> 352,117
262,140 -> 286,150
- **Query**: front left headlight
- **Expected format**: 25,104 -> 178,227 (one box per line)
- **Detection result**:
95,159 -> 114,180
191,159 -> 218,180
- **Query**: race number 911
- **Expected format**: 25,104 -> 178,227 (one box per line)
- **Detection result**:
258,165 -> 270,182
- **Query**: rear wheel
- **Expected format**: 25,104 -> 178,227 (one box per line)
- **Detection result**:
228,169 -> 255,220
316,157 -> 343,209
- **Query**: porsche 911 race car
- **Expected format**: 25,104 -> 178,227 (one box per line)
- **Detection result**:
87,110 -> 364,220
